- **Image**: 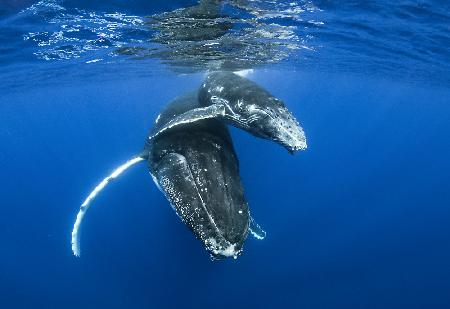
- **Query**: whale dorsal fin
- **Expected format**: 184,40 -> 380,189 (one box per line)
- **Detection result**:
148,102 -> 227,141
249,215 -> 266,240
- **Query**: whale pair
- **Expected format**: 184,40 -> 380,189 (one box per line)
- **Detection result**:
71,72 -> 307,259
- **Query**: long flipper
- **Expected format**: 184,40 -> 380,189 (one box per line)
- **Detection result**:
71,156 -> 144,257
148,103 -> 226,141
249,216 -> 266,240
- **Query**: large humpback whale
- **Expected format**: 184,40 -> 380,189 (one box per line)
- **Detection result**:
71,72 -> 305,258
145,92 -> 264,258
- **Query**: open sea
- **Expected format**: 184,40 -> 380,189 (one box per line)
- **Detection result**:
1,0 -> 449,308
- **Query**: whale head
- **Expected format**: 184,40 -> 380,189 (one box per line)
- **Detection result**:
199,72 -> 307,153
233,96 -> 306,153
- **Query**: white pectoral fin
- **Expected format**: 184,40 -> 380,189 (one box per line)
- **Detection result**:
249,215 -> 266,240
71,156 -> 144,257
148,103 -> 226,141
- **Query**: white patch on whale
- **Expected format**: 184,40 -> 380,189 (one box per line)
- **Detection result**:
206,238 -> 240,259
71,156 -> 144,257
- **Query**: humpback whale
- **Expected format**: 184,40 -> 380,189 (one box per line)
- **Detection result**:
145,92 -> 259,258
149,72 -> 306,153
71,73 -> 305,258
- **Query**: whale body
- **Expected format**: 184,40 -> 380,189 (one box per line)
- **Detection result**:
71,72 -> 303,259
150,72 -> 306,153
145,92 -> 251,258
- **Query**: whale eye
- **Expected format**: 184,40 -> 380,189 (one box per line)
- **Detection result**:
236,99 -> 245,111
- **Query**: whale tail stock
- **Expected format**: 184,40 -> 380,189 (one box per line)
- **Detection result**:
71,154 -> 146,257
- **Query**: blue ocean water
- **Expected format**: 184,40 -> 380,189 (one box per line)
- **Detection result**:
1,1 -> 450,308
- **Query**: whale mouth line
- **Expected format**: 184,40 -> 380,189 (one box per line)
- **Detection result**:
256,108 -> 306,151
267,117 -> 307,152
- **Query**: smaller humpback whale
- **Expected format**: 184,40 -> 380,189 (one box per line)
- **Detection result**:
150,72 -> 306,153
71,73 -> 305,258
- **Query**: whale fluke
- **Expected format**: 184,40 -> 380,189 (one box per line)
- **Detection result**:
71,156 -> 144,257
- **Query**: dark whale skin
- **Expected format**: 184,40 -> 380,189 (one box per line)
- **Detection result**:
199,72 -> 307,153
144,92 -> 250,258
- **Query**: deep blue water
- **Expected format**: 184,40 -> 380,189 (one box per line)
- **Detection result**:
1,1 -> 450,308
